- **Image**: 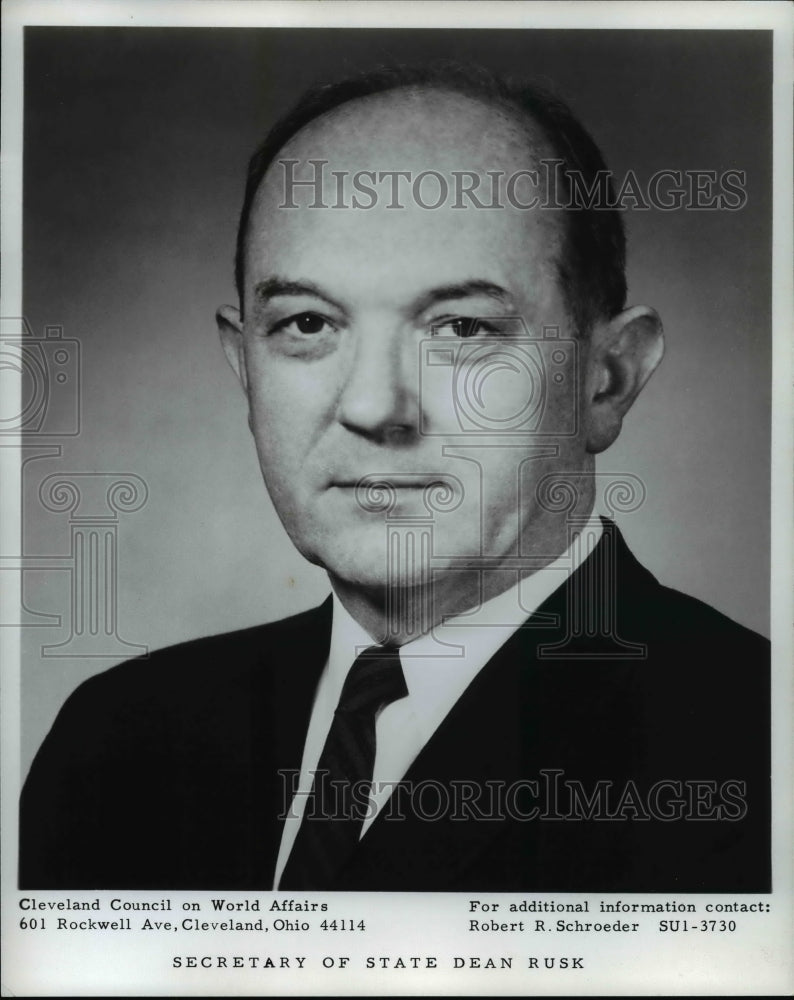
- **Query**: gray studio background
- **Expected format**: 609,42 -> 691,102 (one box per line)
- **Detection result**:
20,28 -> 771,775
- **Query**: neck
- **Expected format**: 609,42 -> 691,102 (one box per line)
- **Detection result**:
329,506 -> 596,646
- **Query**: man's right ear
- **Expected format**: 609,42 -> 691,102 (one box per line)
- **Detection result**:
216,305 -> 248,395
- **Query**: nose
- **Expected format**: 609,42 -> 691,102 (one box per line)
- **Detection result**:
335,323 -> 419,444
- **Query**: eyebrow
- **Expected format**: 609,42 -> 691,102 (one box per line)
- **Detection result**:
253,278 -> 345,313
412,280 -> 514,314
252,276 -> 515,316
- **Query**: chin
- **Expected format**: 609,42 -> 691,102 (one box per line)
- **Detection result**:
321,558 -> 393,591
295,527 -> 392,587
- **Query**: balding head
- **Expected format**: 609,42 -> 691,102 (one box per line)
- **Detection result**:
233,63 -> 627,337
243,86 -> 565,337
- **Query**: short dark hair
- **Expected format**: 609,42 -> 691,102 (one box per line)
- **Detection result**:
234,61 -> 626,336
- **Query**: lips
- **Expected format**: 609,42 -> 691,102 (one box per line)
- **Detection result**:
329,476 -> 446,489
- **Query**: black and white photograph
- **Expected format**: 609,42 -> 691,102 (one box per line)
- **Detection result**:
2,1 -> 792,995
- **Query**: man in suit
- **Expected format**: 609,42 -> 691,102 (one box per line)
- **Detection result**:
20,63 -> 770,891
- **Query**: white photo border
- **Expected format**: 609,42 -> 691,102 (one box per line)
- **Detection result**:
1,2 -> 792,996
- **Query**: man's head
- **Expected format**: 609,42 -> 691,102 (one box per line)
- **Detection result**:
218,63 -> 663,601
233,63 -> 628,339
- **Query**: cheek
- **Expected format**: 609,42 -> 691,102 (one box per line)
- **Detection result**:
244,353 -> 329,461
244,375 -> 301,486
249,394 -> 308,484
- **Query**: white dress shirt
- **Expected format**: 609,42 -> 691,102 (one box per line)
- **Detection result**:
273,516 -> 604,888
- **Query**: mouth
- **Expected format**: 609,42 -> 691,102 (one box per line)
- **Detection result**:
325,473 -> 465,517
329,477 -> 444,490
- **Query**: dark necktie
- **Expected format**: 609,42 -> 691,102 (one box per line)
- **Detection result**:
279,645 -> 408,890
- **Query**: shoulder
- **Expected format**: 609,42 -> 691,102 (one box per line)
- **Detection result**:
615,551 -> 768,763
610,523 -> 768,654
48,599 -> 332,732
642,579 -> 767,654
605,525 -> 769,719
643,583 -> 768,711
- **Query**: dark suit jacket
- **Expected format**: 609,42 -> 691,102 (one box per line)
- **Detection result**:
19,522 -> 770,891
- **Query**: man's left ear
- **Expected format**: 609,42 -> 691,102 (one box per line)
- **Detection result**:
585,305 -> 664,454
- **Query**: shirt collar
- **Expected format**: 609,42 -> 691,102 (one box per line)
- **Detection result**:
326,514 -> 604,740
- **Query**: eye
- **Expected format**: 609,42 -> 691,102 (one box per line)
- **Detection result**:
432,317 -> 501,338
272,312 -> 335,336
432,317 -> 479,338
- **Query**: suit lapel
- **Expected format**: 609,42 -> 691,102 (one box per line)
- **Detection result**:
269,596 -> 333,775
336,521 -> 656,889
253,597 -> 333,885
337,601 -> 555,889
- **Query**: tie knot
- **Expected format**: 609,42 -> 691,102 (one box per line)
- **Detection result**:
336,645 -> 408,716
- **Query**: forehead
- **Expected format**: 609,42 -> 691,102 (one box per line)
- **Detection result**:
283,87 -> 540,170
256,86 -> 557,211
245,88 -> 564,309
